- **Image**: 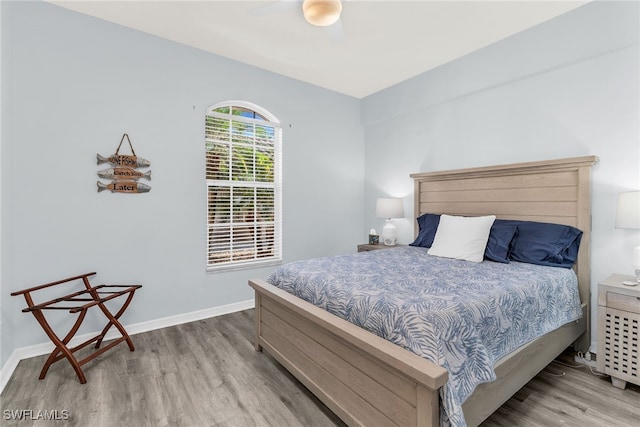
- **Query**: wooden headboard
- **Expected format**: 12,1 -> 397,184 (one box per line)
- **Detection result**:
410,156 -> 598,349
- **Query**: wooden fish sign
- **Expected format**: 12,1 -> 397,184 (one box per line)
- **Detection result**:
97,153 -> 150,168
98,167 -> 151,181
97,181 -> 151,193
97,133 -> 152,194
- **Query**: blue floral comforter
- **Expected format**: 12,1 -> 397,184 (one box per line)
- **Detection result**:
268,246 -> 582,426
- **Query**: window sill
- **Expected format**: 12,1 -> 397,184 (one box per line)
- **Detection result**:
206,259 -> 282,274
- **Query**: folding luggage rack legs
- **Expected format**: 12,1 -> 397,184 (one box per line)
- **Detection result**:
11,272 -> 142,384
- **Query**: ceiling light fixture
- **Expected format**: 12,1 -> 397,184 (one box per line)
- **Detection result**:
302,0 -> 342,27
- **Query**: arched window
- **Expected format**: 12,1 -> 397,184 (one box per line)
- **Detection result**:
205,101 -> 282,270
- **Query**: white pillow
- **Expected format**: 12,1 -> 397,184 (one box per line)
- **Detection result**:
427,214 -> 496,262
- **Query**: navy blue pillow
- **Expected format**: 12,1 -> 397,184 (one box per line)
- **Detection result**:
484,224 -> 519,263
409,213 -> 441,248
494,219 -> 582,268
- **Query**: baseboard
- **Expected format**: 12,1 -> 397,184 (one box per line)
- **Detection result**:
0,350 -> 21,396
0,299 -> 254,394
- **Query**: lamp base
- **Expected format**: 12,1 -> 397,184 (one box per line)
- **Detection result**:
381,221 -> 397,246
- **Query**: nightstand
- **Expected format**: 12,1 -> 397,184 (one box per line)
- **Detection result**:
357,243 -> 404,252
597,274 -> 639,389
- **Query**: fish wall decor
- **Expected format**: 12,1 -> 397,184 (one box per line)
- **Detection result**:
97,133 -> 152,194
97,153 -> 150,168
98,167 -> 151,181
97,180 -> 151,194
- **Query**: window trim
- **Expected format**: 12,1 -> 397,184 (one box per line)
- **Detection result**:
205,100 -> 282,272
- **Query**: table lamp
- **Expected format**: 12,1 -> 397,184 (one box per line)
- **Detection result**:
615,190 -> 640,283
376,198 -> 404,246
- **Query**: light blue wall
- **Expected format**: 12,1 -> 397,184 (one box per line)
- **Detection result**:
362,1 -> 640,351
0,1 -> 364,365
0,0 -> 9,366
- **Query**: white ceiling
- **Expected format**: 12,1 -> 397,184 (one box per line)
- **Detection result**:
47,0 -> 588,99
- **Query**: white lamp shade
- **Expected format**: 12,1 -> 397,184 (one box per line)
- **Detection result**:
633,246 -> 640,269
615,191 -> 640,229
376,198 -> 404,219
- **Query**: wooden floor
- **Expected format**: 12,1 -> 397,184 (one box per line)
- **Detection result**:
1,309 -> 638,426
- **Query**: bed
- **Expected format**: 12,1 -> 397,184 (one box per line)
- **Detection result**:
249,155 -> 598,427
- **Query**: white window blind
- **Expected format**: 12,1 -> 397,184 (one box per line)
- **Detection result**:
205,102 -> 282,270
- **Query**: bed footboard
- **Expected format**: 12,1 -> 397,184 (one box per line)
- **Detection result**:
462,303 -> 587,426
250,279 -> 449,427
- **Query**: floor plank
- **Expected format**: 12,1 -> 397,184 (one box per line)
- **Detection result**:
1,309 -> 638,426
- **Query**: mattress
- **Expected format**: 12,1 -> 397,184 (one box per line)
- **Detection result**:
268,246 -> 582,427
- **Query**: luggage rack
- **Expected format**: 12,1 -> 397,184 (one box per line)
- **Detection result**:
11,272 -> 142,384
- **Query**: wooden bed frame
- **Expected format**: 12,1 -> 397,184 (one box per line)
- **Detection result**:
249,155 -> 598,427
